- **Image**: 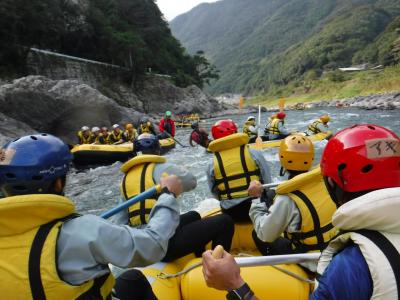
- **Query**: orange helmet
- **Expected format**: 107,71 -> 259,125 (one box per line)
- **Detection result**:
320,115 -> 330,124
279,134 -> 314,172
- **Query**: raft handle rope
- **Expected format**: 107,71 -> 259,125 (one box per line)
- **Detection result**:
157,252 -> 320,282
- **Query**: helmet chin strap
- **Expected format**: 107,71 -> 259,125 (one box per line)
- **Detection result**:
324,175 -> 370,208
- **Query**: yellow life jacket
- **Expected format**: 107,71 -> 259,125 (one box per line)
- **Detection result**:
77,131 -> 93,144
243,121 -> 256,137
0,194 -> 115,299
124,129 -> 137,142
276,166 -> 337,252
120,155 -> 166,226
308,120 -> 323,134
208,133 -> 261,200
108,131 -> 123,144
268,118 -> 283,135
140,124 -> 152,134
95,132 -> 108,144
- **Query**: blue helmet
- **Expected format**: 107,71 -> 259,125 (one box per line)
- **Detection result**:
135,134 -> 160,154
0,134 -> 72,196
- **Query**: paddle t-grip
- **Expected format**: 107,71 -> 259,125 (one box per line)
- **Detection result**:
212,245 -> 224,259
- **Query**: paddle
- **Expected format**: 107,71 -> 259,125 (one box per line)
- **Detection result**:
101,185 -> 161,219
212,245 -> 319,266
262,182 -> 281,189
163,131 -> 188,148
158,245 -> 319,279
279,98 -> 285,112
255,105 -> 263,149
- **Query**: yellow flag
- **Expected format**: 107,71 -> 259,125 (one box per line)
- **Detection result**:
239,96 -> 245,109
279,98 -> 285,112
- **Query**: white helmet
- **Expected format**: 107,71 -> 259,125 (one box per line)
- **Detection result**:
247,116 -> 256,121
81,126 -> 90,131
112,124 -> 120,129
91,126 -> 100,132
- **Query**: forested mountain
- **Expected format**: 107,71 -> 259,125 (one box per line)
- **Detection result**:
0,0 -> 218,88
170,0 -> 400,94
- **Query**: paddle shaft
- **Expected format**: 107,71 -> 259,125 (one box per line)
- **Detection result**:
258,105 -> 261,136
164,131 -> 187,148
235,253 -> 320,267
262,182 -> 281,189
101,185 -> 160,219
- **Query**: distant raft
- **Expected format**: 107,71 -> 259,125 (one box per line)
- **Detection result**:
249,131 -> 332,150
159,138 -> 176,154
71,143 -> 135,166
72,138 -> 176,165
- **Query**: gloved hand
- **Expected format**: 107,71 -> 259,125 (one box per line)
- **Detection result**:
260,189 -> 276,208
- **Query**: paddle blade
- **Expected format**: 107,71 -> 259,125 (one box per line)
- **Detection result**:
255,136 -> 263,149
279,98 -> 285,112
239,96 -> 245,109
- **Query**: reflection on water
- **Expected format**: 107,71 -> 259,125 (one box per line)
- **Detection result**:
65,108 -> 400,215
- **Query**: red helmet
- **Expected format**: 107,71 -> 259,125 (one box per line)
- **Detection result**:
321,124 -> 400,193
211,119 -> 238,139
277,112 -> 286,119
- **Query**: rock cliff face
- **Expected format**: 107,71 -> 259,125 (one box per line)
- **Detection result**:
0,76 -> 141,144
0,76 -> 234,145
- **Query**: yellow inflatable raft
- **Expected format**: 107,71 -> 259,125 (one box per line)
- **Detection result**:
176,122 -> 192,128
136,219 -> 313,300
72,138 -> 176,165
71,143 -> 135,165
249,131 -> 332,150
159,138 -> 176,154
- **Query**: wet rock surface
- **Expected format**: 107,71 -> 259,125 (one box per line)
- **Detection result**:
0,76 -> 235,145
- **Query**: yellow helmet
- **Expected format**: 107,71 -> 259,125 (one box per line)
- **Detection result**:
125,123 -> 133,130
320,115 -> 330,124
279,134 -> 314,172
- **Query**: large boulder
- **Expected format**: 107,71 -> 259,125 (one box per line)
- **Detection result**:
0,76 -> 142,143
136,77 -> 230,115
0,112 -> 36,146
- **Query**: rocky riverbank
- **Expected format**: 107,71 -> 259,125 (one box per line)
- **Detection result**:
292,92 -> 400,110
0,76 -> 238,145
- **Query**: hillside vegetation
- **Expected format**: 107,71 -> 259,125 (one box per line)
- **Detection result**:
250,65 -> 400,107
0,0 -> 218,88
171,0 -> 400,95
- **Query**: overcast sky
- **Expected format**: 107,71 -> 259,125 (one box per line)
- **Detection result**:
157,0 -> 219,21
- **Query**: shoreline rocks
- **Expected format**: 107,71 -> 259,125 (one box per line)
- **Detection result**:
289,92 -> 400,111
0,76 -> 237,145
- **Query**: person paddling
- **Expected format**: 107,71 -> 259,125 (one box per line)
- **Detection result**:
114,133 -> 234,262
202,124 -> 400,300
207,119 -> 272,222
159,111 -> 175,139
189,121 -> 211,148
267,112 -> 290,140
77,126 -> 93,144
243,116 -> 258,143
108,124 -> 125,144
0,133 -> 185,299
307,115 -> 330,135
250,134 -> 336,265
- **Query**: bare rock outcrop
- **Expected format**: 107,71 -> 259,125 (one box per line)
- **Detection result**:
0,76 -> 141,144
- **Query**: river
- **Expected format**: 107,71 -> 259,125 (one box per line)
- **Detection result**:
64,108 -> 400,215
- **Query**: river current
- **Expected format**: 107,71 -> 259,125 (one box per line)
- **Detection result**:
65,108 -> 400,215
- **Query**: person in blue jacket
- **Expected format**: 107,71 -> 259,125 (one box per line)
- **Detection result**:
201,124 -> 400,300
